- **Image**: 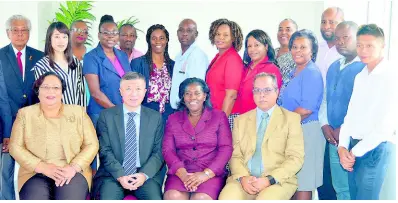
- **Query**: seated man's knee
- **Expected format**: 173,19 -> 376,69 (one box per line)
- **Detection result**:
256,184 -> 296,200
190,192 -> 213,200
164,190 -> 189,200
219,182 -> 246,200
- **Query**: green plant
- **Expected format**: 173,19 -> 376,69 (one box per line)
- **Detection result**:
116,16 -> 143,33
49,1 -> 96,46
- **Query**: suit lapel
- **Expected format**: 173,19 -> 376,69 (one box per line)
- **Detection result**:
59,106 -> 76,163
114,105 -> 125,158
6,44 -> 23,86
194,108 -> 211,134
180,110 -> 195,136
246,110 -> 257,163
98,46 -> 122,77
139,107 -> 151,164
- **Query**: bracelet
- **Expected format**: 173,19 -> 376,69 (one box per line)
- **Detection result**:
204,170 -> 211,178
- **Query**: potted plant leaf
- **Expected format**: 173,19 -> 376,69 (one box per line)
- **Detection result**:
49,1 -> 96,46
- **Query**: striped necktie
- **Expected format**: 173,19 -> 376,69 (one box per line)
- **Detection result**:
251,112 -> 269,177
123,112 -> 138,175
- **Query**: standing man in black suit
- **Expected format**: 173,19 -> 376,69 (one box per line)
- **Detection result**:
0,15 -> 44,200
93,72 -> 166,200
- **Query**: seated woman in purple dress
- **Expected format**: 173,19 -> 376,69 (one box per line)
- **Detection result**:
162,78 -> 233,200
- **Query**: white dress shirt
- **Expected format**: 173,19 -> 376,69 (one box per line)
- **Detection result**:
338,59 -> 397,157
319,56 -> 361,126
315,40 -> 342,86
12,45 -> 26,81
170,42 -> 209,109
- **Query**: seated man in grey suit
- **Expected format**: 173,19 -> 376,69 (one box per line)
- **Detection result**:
92,72 -> 166,200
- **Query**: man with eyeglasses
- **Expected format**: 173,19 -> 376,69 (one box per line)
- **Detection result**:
0,14 -> 44,200
337,24 -> 396,200
219,72 -> 304,200
170,19 -> 208,110
116,24 -> 143,62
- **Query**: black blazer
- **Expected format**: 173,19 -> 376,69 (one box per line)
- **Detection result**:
93,105 -> 166,192
0,44 -> 44,141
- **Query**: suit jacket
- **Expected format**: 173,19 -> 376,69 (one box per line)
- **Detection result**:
0,44 -> 44,142
83,44 -> 131,115
228,106 -> 304,187
9,104 -> 99,191
93,105 -> 166,189
0,61 -> 10,140
162,108 -> 232,176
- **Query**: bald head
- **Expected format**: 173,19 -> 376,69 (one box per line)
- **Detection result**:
321,7 -> 344,42
335,21 -> 358,58
177,18 -> 198,51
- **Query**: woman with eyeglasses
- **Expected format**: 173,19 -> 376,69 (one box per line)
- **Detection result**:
32,22 -> 86,107
130,24 -> 175,122
9,72 -> 99,200
83,15 -> 130,127
71,20 -> 93,106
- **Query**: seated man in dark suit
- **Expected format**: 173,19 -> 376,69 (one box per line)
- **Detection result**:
93,72 -> 166,200
0,15 -> 44,200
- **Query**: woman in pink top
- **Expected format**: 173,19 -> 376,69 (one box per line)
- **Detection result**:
230,30 -> 282,128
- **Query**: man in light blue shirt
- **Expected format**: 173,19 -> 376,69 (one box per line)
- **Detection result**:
170,19 -> 208,109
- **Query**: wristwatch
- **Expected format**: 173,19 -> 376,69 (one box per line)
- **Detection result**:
266,175 -> 276,185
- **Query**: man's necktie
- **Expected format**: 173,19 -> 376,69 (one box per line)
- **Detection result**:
123,112 -> 138,175
251,112 -> 269,177
16,51 -> 23,75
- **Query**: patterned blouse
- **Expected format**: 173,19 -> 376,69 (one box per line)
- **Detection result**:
147,63 -> 172,113
275,48 -> 296,105
33,56 -> 86,107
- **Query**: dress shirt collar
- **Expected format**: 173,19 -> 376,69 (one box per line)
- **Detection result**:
12,44 -> 26,57
256,104 -> 276,120
178,41 -> 197,59
123,104 -> 141,116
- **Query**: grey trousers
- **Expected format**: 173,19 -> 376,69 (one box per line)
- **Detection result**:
0,148 -> 15,200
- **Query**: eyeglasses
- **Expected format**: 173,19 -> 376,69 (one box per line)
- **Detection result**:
9,28 -> 29,35
252,87 -> 276,95
71,28 -> 88,34
100,31 -> 119,37
39,86 -> 62,92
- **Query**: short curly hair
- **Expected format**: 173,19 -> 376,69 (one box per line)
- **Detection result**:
209,18 -> 243,51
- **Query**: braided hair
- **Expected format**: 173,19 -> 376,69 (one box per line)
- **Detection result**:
144,24 -> 172,75
209,18 -> 243,51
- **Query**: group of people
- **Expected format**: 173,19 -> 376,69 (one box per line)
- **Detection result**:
0,6 -> 395,200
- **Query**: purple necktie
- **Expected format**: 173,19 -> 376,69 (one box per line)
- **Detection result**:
16,51 -> 23,74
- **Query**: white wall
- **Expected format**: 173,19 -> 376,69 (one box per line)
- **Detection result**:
0,1 -> 39,49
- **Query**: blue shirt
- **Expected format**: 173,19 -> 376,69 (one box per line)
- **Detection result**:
170,42 -> 209,109
247,105 -> 276,175
281,61 -> 324,124
83,44 -> 130,115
